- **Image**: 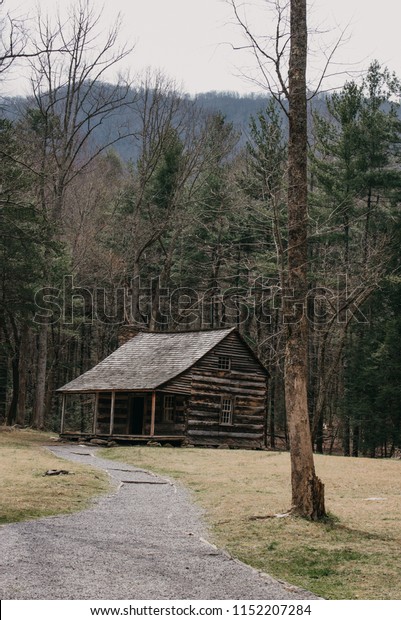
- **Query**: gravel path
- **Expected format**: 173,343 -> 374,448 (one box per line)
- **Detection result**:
0,444 -> 320,600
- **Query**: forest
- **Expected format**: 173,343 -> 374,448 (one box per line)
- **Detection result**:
1,0 -> 401,459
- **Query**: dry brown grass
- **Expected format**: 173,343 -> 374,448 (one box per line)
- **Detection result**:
102,446 -> 401,600
0,428 -> 109,524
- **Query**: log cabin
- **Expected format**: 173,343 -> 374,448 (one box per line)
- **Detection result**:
57,327 -> 269,448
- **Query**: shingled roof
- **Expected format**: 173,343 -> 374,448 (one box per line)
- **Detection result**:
58,328 -> 236,393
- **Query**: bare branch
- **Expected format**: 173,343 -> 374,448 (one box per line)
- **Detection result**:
227,0 -> 290,108
228,0 -> 351,104
0,1 -> 28,76
19,0 -> 137,221
307,26 -> 349,100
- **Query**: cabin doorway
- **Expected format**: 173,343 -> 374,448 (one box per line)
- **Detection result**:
129,396 -> 144,435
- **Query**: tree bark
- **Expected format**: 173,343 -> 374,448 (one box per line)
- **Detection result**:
342,416 -> 351,456
32,322 -> 48,429
352,424 -> 359,457
284,0 -> 325,519
268,376 -> 276,449
0,347 -> 7,424
16,325 -> 30,426
6,353 -> 19,425
5,315 -> 21,426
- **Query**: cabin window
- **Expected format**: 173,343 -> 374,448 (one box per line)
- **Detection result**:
163,395 -> 175,422
220,397 -> 234,425
218,355 -> 231,370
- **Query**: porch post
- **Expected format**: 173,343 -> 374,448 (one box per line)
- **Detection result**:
150,391 -> 156,437
60,393 -> 66,434
93,392 -> 99,435
109,391 -> 115,436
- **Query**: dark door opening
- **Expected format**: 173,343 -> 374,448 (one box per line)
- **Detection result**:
129,397 -> 145,435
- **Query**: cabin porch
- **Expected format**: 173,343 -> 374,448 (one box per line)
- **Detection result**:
59,432 -> 185,445
59,390 -> 188,440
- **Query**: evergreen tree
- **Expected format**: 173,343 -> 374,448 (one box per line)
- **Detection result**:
0,118 -> 47,424
311,61 -> 401,456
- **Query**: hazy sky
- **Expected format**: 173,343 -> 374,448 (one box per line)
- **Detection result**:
5,0 -> 401,95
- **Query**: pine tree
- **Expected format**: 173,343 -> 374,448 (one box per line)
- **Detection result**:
0,118 -> 47,424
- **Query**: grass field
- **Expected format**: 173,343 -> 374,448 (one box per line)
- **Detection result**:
102,446 -> 401,600
2,429 -> 399,599
0,428 -> 109,524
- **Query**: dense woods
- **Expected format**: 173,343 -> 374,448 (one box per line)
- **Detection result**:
1,0 -> 401,458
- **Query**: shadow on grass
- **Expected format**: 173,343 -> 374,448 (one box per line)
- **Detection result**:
238,512 -> 382,597
315,512 -> 395,543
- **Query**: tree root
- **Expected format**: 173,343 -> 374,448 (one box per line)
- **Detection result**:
249,512 -> 291,521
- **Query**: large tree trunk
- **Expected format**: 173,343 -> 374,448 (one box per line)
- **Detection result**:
32,322 -> 48,429
16,325 -> 30,426
6,353 -> 19,425
5,316 -> 21,426
268,375 -> 276,449
342,416 -> 351,456
0,347 -> 7,424
352,424 -> 359,457
284,0 -> 325,519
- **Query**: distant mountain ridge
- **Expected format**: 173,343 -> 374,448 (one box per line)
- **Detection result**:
1,87 -> 329,162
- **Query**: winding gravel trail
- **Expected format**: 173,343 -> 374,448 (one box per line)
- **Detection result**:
0,444 -> 319,600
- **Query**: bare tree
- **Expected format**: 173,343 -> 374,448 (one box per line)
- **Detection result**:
18,0 -> 135,429
0,0 -> 27,77
0,0 -> 69,83
113,71 -> 213,328
25,0 -> 135,222
229,0 -> 325,518
284,0 -> 325,518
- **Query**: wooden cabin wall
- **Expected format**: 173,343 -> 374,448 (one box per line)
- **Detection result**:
97,393 -> 111,434
143,393 -> 187,436
186,333 -> 268,448
142,393 -> 152,434
96,392 -> 130,434
113,393 -> 130,434
161,374 -> 192,394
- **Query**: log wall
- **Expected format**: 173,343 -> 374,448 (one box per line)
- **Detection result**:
143,393 -> 187,435
96,392 -> 130,434
186,332 -> 268,448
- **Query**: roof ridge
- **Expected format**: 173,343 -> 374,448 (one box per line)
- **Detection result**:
133,326 -> 236,335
